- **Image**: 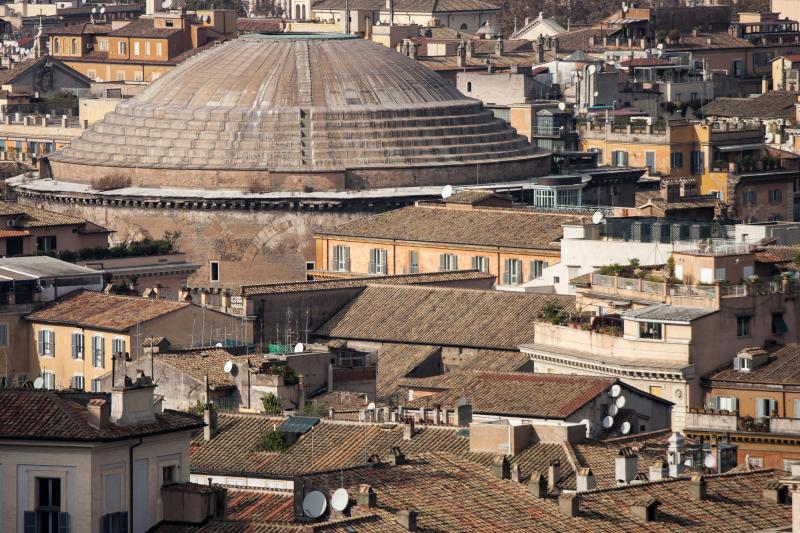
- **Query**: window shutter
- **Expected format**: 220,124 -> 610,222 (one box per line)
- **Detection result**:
38,330 -> 45,355
771,399 -> 779,417
733,357 -> 740,371
439,254 -> 446,272
503,259 -> 511,284
101,514 -> 111,533
119,512 -> 129,533
368,249 -> 376,274
24,511 -> 37,533
472,256 -> 478,270
451,255 -> 457,271
343,247 -> 350,272
71,333 -> 77,359
756,398 -> 766,419
332,246 -> 340,270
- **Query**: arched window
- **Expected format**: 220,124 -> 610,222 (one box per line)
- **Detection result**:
460,23 -> 468,30
295,4 -> 301,19
301,4 -> 306,19
71,38 -> 77,55
466,82 -> 472,92
53,38 -> 59,54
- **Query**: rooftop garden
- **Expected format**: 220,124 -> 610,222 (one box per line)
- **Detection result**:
47,231 -> 181,262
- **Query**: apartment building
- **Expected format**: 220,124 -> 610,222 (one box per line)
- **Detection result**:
24,290 -> 244,392
0,379 -> 204,533
315,192 -> 584,286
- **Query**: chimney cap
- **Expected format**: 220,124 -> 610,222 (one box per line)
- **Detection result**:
577,467 -> 593,476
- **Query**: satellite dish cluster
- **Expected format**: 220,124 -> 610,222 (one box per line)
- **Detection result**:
601,384 -> 631,434
301,487 -> 350,519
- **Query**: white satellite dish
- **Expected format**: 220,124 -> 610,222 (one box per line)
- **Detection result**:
33,377 -> 44,389
593,90 -> 599,97
587,64 -> 597,75
765,132 -> 774,143
558,101 -> 566,111
610,383 -> 622,397
215,342 -> 223,348
91,6 -> 96,13
367,402 -> 376,410
615,395 -> 627,409
223,360 -> 235,374
654,49 -> 663,58
592,210 -> 605,225
608,404 -> 619,416
704,454 -> 716,469
601,415 -> 614,429
293,342 -> 305,353
441,184 -> 453,199
657,43 -> 664,50
99,6 -> 105,14
620,421 -> 631,435
302,491 -> 327,519
331,488 -> 349,512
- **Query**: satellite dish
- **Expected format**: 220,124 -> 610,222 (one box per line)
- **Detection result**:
99,6 -> 105,13
622,3 -> 629,12
592,210 -> 605,225
33,377 -> 44,389
704,454 -> 716,469
331,488 -> 349,512
654,49 -> 663,58
608,404 -> 619,417
587,64 -> 597,75
215,342 -> 223,348
610,384 -> 622,397
367,402 -> 376,410
593,91 -> 599,97
621,421 -> 631,434
302,491 -> 327,519
602,415 -> 614,429
223,360 -> 235,374
294,342 -> 305,353
441,184 -> 453,199
558,102 -> 566,111
765,132 -> 774,143
657,43 -> 664,50
91,6 -> 96,13
615,395 -> 626,409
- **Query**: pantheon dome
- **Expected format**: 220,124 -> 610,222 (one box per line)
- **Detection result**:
46,33 -> 550,191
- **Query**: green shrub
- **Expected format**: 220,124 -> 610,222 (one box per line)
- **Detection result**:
254,429 -> 288,452
261,392 -> 282,415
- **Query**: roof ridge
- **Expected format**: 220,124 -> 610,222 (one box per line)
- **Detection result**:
580,467 -> 776,495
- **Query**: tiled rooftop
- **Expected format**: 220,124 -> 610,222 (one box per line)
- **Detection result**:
375,343 -> 440,400
26,290 -> 190,332
156,347 -> 253,389
315,284 -> 575,350
621,304 -> 717,323
0,200 -> 94,228
707,342 -> 800,385
317,204 -> 584,250
0,389 -> 202,441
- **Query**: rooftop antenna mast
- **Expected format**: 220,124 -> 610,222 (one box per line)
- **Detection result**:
389,0 -> 394,26
344,0 -> 350,34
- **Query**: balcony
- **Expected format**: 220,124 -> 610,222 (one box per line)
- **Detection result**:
588,273 -> 719,307
685,409 -> 800,436
576,122 -> 668,143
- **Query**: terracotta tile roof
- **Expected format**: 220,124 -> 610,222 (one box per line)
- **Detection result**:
312,0 -> 497,11
314,285 -> 575,349
0,229 -> 29,238
26,290 -> 190,332
240,270 -> 495,296
642,195 -> 720,211
236,18 -> 283,33
108,18 -> 181,38
156,347 -> 253,389
319,204 -> 581,250
458,349 -> 532,372
11,204 -> 89,228
309,390 -> 370,411
375,343 -> 440,400
46,22 -> 113,36
754,245 -> 800,264
444,189 -> 511,204
225,489 -> 294,523
620,57 -> 673,67
401,371 -> 617,418
0,201 -> 25,216
0,56 -> 50,85
0,389 -> 202,441
707,342 -> 800,385
699,92 -> 798,121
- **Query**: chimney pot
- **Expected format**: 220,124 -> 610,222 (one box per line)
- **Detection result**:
688,474 -> 707,500
403,419 -> 415,440
511,463 -> 522,483
576,467 -> 596,492
356,484 -> 377,508
558,493 -> 580,517
396,509 -> 418,531
528,471 -> 548,498
615,448 -> 638,485
648,458 -> 669,482
389,446 -> 406,466
456,396 -> 472,425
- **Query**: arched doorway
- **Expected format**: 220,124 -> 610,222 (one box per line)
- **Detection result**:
302,4 -> 306,19
295,4 -> 301,19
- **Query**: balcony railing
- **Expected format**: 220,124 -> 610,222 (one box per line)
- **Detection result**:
589,273 -> 717,300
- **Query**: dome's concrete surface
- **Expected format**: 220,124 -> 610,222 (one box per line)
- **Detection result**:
47,33 -> 550,191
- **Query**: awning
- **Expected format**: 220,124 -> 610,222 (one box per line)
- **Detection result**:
717,143 -> 764,152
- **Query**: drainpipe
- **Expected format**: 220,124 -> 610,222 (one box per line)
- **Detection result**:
129,436 -> 143,532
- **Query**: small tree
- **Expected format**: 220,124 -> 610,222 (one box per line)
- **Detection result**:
255,429 -> 288,452
668,29 -> 681,44
261,392 -> 282,415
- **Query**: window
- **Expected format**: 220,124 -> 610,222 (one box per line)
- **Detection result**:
649,385 -> 663,398
368,248 -> 388,275
101,512 -> 129,533
439,253 -> 458,272
611,150 -> 628,166
165,19 -> 174,27
709,395 -> 736,411
71,333 -> 84,359
533,188 -> 556,207
690,92 -> 698,101
530,260 -> 549,280
732,59 -> 743,76
144,42 -> 151,56
769,188 -> 783,203
503,258 -> 522,285
755,397 -> 778,419
118,41 -> 126,55
92,336 -> 105,368
769,215 -> 783,222
331,245 -> 350,272
156,42 -> 162,56
133,41 -> 140,56
70,38 -> 77,55
736,315 -> 752,337
134,71 -> 143,82
772,312 -> 788,335
645,151 -> 656,173
24,477 -> 64,533
71,375 -> 84,390
460,23 -> 468,30
466,81 -> 472,92
0,323 -> 7,347
87,69 -> 97,81
472,256 -> 490,273
53,38 -> 59,54
556,189 -> 580,206
409,250 -> 420,273
99,39 -> 108,51
690,150 -> 704,174
639,321 -> 663,340
36,236 -> 57,253
38,330 -> 55,356
734,356 -> 751,371
670,152 -> 683,169
210,261 -> 220,282
793,399 -> 800,418
116,71 -> 126,81
92,378 -> 102,393
42,371 -> 55,390
112,338 -> 126,357
162,465 -> 176,486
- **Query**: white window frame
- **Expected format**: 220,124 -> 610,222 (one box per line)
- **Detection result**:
112,337 -> 126,357
144,41 -> 151,56
331,245 -> 350,272
439,253 -> 458,272
42,370 -> 56,390
92,335 -> 105,368
71,374 -> 85,390
503,258 -> 522,285
118,41 -> 126,56
472,256 -> 490,273
71,331 -> 84,359
156,42 -> 162,56
368,248 -> 388,275
133,41 -> 140,56
39,329 -> 55,356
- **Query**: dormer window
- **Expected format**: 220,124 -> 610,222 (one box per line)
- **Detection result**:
734,356 -> 751,372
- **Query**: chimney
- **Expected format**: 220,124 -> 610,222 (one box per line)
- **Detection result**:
548,460 -> 561,494
528,471 -> 548,498
491,455 -> 510,480
203,405 -> 218,441
388,446 -> 406,466
510,463 -> 522,483
465,40 -> 474,58
615,448 -> 638,485
630,497 -> 660,522
87,398 -> 111,429
456,41 -> 466,67
403,419 -> 415,440
558,493 -> 579,517
396,510 -> 418,531
763,480 -> 789,504
494,37 -> 504,57
409,41 -> 417,60
762,76 -> 769,95
111,373 -> 157,427
293,478 -> 306,520
356,484 -> 377,508
537,35 -> 545,63
648,458 -> 669,481
668,432 -> 686,477
688,475 -> 707,500
456,397 -> 472,426
576,468 -> 596,492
